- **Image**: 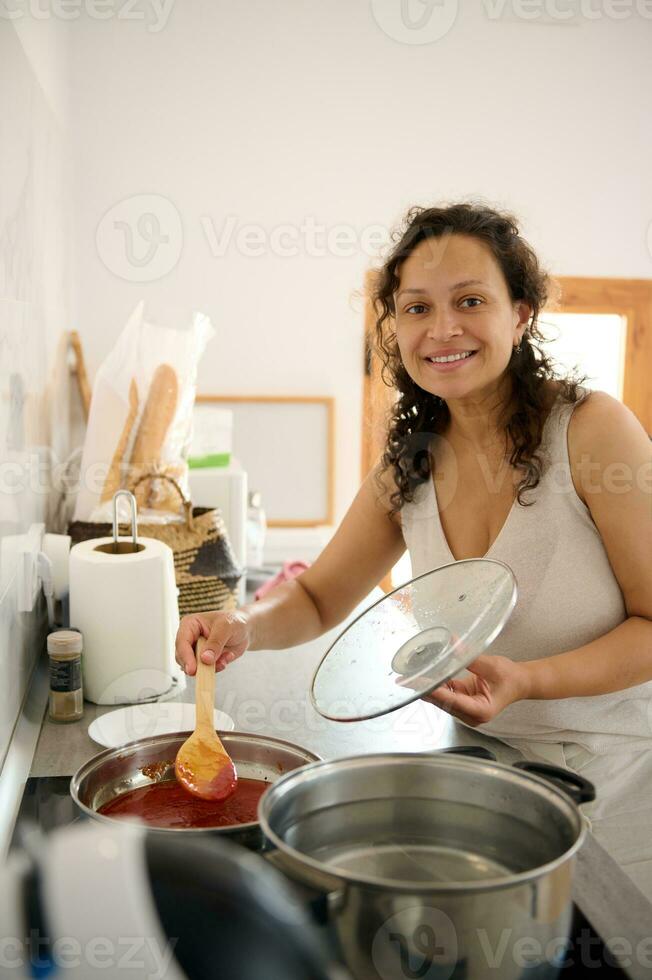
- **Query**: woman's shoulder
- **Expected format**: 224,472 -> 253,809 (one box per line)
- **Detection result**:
546,382 -> 626,438
568,389 -> 641,447
567,389 -> 649,504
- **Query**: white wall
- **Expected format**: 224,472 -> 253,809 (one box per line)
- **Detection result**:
68,0 -> 652,526
0,17 -> 74,769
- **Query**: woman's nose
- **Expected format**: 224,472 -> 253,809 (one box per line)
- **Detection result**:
426,309 -> 462,340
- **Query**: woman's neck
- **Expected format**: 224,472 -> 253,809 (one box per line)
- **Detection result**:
444,383 -> 511,452
443,378 -> 559,453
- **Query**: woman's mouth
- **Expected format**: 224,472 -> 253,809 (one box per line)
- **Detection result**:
423,350 -> 478,373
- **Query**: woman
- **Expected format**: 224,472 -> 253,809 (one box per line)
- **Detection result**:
176,202 -> 652,895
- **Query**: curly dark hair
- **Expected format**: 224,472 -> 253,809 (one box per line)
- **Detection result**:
372,200 -> 586,517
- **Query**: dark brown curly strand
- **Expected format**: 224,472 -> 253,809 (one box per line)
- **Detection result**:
372,201 -> 587,517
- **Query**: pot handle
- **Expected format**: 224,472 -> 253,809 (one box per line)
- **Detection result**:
436,746 -> 497,761
513,761 -> 596,805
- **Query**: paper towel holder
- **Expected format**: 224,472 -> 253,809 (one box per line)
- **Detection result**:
69,488 -> 182,704
94,490 -> 143,556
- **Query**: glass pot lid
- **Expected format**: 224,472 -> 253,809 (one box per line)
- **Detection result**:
310,558 -> 517,722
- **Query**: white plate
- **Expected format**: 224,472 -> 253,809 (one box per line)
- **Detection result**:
88,703 -> 235,749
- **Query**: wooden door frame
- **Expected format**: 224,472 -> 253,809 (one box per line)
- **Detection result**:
551,277 -> 652,435
361,269 -> 391,482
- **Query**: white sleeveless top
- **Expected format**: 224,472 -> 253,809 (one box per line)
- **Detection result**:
400,388 -> 652,754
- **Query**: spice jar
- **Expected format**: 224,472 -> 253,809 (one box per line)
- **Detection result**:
48,629 -> 84,723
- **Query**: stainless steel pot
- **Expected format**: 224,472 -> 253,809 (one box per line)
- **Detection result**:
71,730 -> 320,850
258,750 -> 595,980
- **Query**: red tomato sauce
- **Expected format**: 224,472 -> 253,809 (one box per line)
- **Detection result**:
98,777 -> 269,829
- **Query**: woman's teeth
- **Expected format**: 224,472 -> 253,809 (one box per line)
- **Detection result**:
428,351 -> 475,363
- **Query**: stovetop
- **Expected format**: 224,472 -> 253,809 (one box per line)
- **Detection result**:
13,776 -> 631,979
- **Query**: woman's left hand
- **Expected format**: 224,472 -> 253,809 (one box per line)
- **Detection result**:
422,654 -> 529,727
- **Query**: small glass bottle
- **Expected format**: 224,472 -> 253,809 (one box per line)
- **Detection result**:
48,630 -> 84,723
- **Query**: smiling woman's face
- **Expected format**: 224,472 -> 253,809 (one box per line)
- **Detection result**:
394,234 -> 531,403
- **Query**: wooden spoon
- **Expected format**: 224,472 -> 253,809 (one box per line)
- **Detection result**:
175,637 -> 237,801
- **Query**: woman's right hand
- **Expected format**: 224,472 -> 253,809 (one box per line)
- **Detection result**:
175,610 -> 253,676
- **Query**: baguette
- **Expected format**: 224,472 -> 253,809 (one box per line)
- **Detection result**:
128,363 -> 179,510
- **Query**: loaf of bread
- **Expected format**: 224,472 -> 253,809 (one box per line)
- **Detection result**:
128,363 -> 179,510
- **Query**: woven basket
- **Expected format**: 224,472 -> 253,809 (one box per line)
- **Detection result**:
69,475 -> 243,616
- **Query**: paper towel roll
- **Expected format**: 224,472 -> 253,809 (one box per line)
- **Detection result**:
69,536 -> 180,705
42,533 -> 71,600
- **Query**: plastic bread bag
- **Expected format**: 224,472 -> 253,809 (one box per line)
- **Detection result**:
73,301 -> 214,524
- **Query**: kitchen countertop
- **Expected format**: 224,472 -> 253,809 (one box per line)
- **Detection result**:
28,615 -> 652,979
32,584 -> 522,775
32,632 -> 518,776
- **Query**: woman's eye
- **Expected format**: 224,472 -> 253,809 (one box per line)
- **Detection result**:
404,298 -> 481,314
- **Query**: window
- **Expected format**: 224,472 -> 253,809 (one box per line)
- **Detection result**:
538,312 -> 627,400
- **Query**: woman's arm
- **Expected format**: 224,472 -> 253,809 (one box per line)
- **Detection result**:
246,463 -> 406,649
520,616 -> 652,700
176,464 -> 406,672
425,392 -> 652,724
520,391 -> 652,699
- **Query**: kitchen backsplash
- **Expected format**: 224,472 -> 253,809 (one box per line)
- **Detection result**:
0,21 -> 74,772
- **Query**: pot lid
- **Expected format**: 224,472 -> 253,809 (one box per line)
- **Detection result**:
310,558 -> 517,722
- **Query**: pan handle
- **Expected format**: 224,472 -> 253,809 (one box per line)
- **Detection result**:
513,761 -> 596,806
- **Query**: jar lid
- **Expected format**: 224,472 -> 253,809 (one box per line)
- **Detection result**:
47,629 -> 83,655
310,558 -> 517,722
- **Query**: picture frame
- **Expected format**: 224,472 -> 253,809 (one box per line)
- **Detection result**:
194,395 -> 335,527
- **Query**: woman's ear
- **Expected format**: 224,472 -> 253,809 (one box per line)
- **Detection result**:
514,301 -> 531,341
